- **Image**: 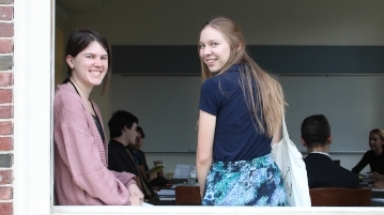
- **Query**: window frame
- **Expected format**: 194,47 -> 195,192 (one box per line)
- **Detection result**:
12,0 -> 384,214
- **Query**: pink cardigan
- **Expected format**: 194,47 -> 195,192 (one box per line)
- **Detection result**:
54,83 -> 136,205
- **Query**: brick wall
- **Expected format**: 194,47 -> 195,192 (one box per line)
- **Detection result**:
0,0 -> 13,215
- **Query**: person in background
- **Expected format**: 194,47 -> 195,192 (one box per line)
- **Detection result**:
196,16 -> 287,206
107,110 -> 156,201
352,128 -> 384,174
301,114 -> 359,189
129,126 -> 149,177
54,30 -> 143,205
129,126 -> 169,188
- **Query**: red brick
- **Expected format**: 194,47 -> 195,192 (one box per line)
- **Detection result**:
0,186 -> 12,200
0,170 -> 12,185
0,137 -> 12,150
0,22 -> 13,37
0,73 -> 12,86
0,106 -> 12,118
0,39 -> 12,53
0,121 -> 12,135
0,202 -> 12,215
0,6 -> 12,20
0,89 -> 12,103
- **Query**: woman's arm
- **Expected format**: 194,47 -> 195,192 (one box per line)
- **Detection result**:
56,122 -> 138,205
196,110 -> 216,197
271,123 -> 282,143
54,93 -> 138,205
352,152 -> 369,174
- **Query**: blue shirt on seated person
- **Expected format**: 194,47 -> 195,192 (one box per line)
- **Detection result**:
128,126 -> 169,187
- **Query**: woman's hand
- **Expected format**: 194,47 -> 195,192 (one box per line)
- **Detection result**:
129,195 -> 142,206
373,181 -> 384,188
128,183 -> 144,205
371,172 -> 384,182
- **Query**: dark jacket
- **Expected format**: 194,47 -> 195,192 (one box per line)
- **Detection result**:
304,153 -> 359,189
108,140 -> 155,199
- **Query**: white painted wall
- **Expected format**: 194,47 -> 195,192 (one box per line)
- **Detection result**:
58,0 -> 383,175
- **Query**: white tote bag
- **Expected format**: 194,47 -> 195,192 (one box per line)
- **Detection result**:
271,118 -> 311,207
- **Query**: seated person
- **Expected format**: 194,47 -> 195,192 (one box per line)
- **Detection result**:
352,128 -> 384,175
128,126 -> 169,187
301,114 -> 359,189
107,110 -> 156,201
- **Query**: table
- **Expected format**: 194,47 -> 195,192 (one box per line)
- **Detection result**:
148,197 -> 175,206
370,188 -> 384,206
359,182 -> 384,206
153,182 -> 384,206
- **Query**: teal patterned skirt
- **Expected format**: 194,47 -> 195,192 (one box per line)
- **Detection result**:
201,153 -> 287,206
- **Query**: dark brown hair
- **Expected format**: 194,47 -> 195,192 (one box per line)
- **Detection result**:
64,29 -> 112,95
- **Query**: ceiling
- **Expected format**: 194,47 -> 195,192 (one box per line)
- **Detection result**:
56,0 -> 103,13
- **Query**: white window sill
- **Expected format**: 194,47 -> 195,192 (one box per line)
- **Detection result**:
51,206 -> 384,215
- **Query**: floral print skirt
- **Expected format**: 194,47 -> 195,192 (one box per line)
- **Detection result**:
201,153 -> 287,206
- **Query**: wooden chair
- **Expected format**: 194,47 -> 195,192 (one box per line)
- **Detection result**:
310,187 -> 372,206
175,186 -> 201,205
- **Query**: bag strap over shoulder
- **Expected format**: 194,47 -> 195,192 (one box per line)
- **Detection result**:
282,117 -> 290,140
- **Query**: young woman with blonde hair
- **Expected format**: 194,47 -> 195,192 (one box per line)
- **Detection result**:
352,128 -> 384,175
196,16 -> 287,206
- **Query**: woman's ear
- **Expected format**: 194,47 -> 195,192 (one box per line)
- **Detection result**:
66,55 -> 74,69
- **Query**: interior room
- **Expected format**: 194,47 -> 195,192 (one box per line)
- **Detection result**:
55,0 -> 384,179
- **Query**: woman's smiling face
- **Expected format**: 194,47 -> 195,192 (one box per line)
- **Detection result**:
199,26 -> 231,73
67,41 -> 108,89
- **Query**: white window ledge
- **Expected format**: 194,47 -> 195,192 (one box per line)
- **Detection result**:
52,206 -> 384,215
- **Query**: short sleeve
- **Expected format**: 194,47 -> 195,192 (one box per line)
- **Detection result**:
199,78 -> 221,116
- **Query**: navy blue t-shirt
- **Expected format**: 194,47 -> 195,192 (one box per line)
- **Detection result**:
199,64 -> 272,162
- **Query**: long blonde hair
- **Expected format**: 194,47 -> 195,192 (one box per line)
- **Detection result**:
199,17 -> 286,137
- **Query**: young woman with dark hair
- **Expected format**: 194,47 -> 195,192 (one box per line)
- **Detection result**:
54,30 -> 143,205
